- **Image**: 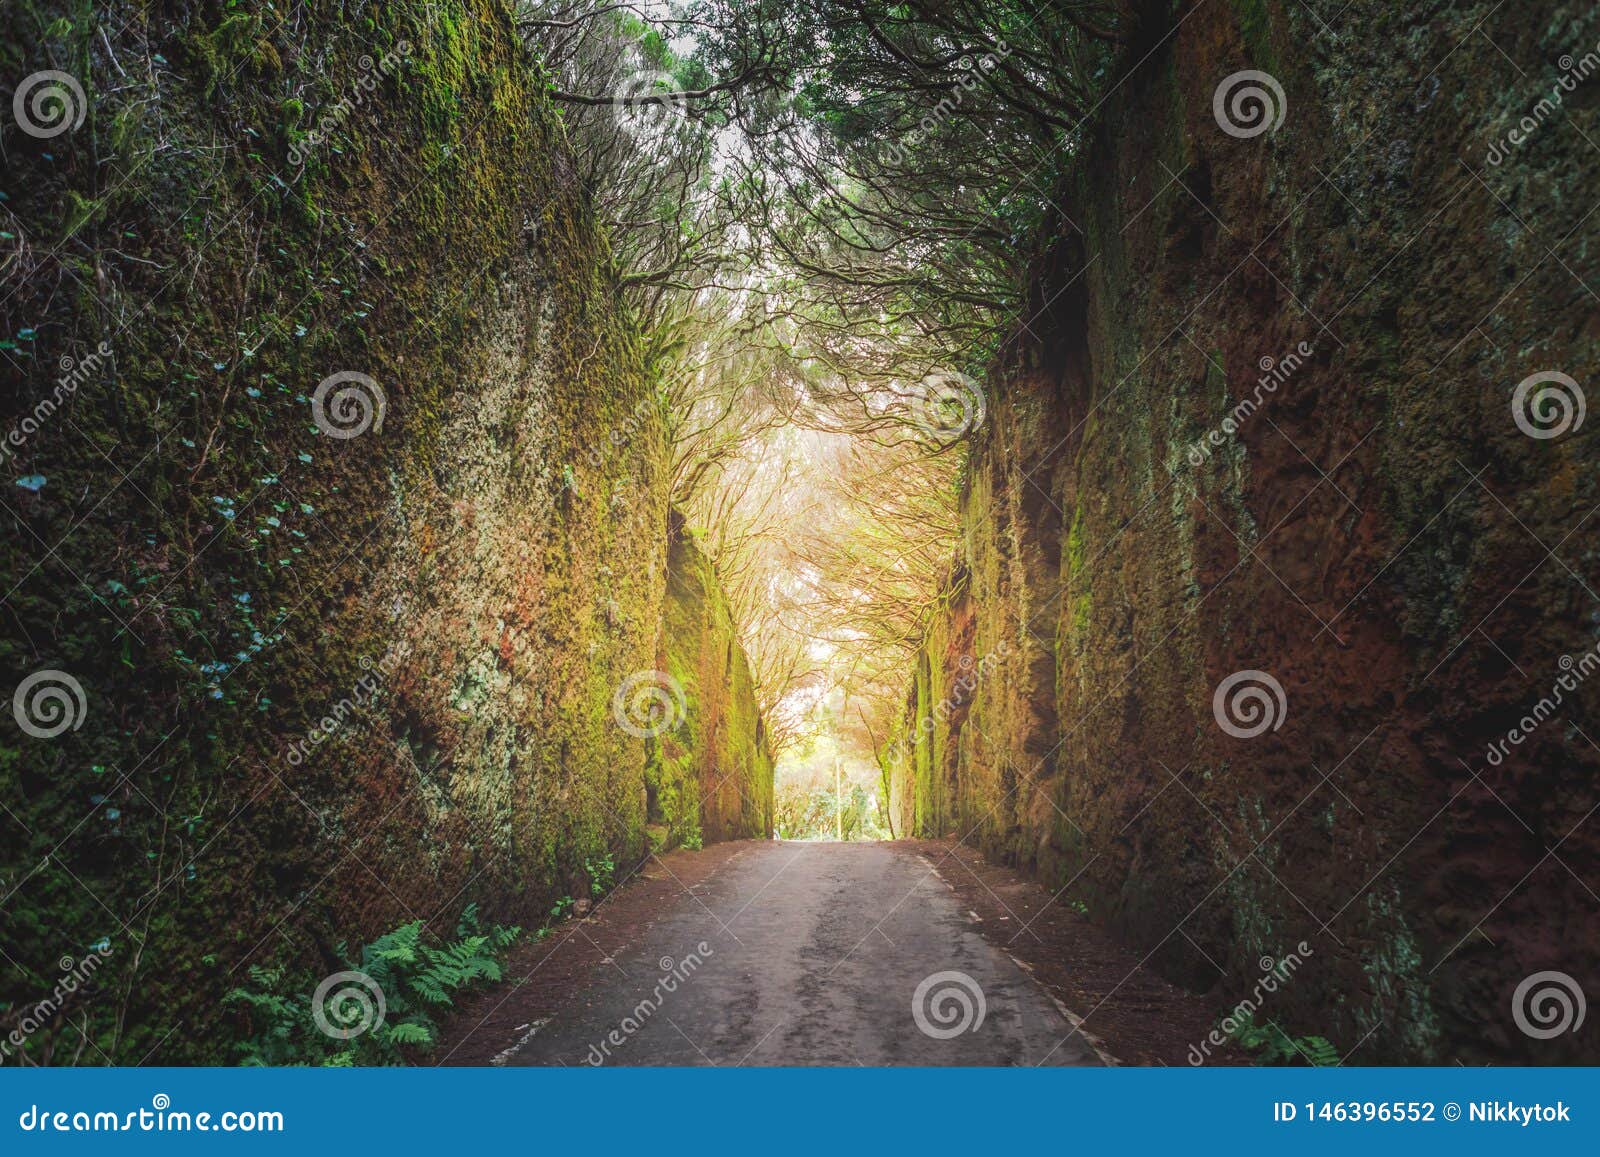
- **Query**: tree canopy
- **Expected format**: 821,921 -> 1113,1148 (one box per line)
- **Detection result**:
517,0 -> 1117,762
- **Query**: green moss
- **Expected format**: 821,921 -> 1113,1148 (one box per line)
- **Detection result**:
651,528 -> 774,846
1065,505 -> 1088,577
0,0 -> 726,1064
1230,0 -> 1278,73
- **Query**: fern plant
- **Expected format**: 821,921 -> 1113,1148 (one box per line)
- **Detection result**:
222,966 -> 305,1066
1228,1011 -> 1339,1066
224,904 -> 520,1066
1293,1035 -> 1341,1066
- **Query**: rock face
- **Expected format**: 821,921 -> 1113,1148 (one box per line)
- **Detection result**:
0,0 -> 769,1063
891,0 -> 1600,1063
650,520 -> 775,848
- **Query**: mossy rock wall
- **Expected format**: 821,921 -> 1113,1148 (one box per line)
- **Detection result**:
0,0 -> 763,1063
649,525 -> 773,847
895,0 -> 1600,1063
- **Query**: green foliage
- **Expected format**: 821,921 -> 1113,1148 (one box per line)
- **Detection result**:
220,967 -> 303,1066
224,905 -> 519,1066
1,0 -> 767,1066
1228,1012 -> 1339,1067
584,853 -> 616,896
648,530 -> 775,845
774,781 -> 885,841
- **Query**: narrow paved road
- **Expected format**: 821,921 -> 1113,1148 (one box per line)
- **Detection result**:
502,841 -> 1103,1066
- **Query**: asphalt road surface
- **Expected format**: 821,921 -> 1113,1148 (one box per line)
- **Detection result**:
502,840 -> 1104,1066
